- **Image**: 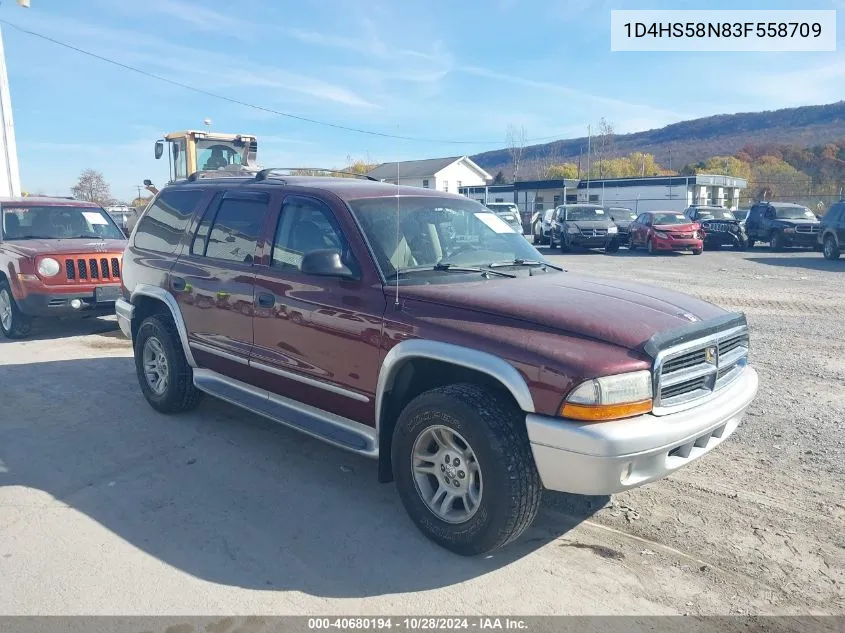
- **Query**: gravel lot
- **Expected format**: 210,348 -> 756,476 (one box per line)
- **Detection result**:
0,246 -> 842,616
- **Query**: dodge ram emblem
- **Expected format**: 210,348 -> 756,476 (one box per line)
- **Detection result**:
705,346 -> 718,365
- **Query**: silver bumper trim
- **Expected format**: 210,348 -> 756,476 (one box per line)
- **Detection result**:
526,366 -> 758,495
115,297 -> 134,340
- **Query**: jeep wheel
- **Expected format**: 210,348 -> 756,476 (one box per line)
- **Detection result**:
392,384 -> 542,556
770,231 -> 785,251
0,281 -> 33,339
823,235 -> 840,260
604,240 -> 620,254
134,314 -> 203,413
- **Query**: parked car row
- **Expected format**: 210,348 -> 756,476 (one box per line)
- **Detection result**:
529,200 -> 843,258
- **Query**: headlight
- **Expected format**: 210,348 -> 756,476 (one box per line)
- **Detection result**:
783,227 -> 795,233
560,370 -> 653,421
567,226 -> 580,234
607,226 -> 618,234
729,225 -> 738,233
37,257 -> 60,277
653,231 -> 668,239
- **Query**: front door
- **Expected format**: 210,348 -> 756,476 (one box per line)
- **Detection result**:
251,194 -> 386,424
172,190 -> 272,377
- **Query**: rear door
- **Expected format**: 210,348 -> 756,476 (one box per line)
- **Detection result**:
171,189 -> 272,377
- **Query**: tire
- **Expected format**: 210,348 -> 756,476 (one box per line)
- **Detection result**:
133,314 -> 203,414
692,248 -> 703,255
604,240 -> 620,254
628,237 -> 637,251
823,235 -> 840,260
770,231 -> 785,251
746,239 -> 755,249
391,384 -> 542,556
547,233 -> 555,250
647,238 -> 657,255
0,280 -> 33,339
559,234 -> 571,253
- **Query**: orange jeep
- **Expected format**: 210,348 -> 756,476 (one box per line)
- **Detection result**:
0,197 -> 128,338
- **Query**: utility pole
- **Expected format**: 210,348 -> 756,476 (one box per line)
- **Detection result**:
586,125 -> 591,202
0,1 -> 29,197
668,148 -> 673,201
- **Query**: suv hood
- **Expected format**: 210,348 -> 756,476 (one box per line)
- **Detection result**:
773,218 -> 819,227
569,220 -> 615,230
400,272 -> 728,352
1,238 -> 127,257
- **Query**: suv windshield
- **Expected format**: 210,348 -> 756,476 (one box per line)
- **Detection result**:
610,208 -> 636,220
347,196 -> 543,277
565,206 -> 607,221
653,213 -> 689,225
696,209 -> 736,220
1,205 -> 125,240
774,205 -> 815,220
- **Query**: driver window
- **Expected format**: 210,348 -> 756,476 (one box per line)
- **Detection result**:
272,197 -> 349,271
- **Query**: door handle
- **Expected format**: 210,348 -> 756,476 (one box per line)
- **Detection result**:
257,293 -> 275,308
171,276 -> 186,292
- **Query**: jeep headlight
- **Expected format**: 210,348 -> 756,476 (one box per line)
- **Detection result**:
560,370 -> 653,421
607,226 -> 618,234
37,257 -> 60,278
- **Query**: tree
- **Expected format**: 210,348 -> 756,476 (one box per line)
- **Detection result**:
492,170 -> 506,184
130,196 -> 153,209
71,169 -> 112,205
594,118 -> 615,177
546,163 -> 579,179
506,125 -> 527,181
685,155 -> 752,181
344,153 -> 378,176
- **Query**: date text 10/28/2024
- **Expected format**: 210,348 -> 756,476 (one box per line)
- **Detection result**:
308,618 -> 528,631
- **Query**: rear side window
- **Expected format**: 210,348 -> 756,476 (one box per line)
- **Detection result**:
192,194 -> 268,264
134,189 -> 203,254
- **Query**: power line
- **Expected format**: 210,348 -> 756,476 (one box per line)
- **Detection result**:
0,19 -> 565,147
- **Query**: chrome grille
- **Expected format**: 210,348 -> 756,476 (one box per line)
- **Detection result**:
580,228 -> 608,237
653,326 -> 749,414
795,225 -> 820,234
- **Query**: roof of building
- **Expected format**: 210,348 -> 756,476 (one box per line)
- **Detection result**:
578,174 -> 747,188
368,156 -> 491,181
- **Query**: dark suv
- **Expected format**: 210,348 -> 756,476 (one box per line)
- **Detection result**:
745,201 -> 822,249
549,204 -> 621,253
683,206 -> 748,249
116,169 -> 758,555
819,201 -> 845,260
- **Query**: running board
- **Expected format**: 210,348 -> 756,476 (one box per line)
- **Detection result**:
192,369 -> 378,458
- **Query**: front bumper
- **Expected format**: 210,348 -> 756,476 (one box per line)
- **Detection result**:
703,231 -> 744,246
16,287 -> 122,317
782,231 -> 820,246
568,234 -> 617,247
115,297 -> 134,339
526,366 -> 758,495
651,236 -> 702,251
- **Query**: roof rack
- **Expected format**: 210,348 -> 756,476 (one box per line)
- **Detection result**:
185,168 -> 259,182
253,168 -> 377,182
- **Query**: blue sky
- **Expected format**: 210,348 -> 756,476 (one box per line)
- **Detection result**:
2,0 -> 844,201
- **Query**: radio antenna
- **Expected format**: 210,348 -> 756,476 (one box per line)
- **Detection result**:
394,125 -> 401,308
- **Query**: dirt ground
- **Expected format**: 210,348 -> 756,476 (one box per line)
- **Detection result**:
0,245 -> 842,616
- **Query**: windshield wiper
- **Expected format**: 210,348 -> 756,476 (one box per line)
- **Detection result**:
487,258 -> 564,271
65,234 -> 105,240
397,263 -> 515,278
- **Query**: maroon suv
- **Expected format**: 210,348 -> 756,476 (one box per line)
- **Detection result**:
116,170 -> 759,555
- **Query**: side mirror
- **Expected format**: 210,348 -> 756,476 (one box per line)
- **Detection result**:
143,179 -> 153,187
154,141 -> 164,160
300,249 -> 356,279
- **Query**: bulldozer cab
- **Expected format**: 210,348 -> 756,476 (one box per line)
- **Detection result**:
154,131 -> 258,182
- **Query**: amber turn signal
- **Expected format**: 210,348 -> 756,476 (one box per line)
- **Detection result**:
560,399 -> 653,422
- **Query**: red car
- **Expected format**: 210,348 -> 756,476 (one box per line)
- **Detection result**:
629,211 -> 703,255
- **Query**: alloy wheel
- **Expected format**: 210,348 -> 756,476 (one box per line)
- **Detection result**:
0,289 -> 12,331
412,425 -> 483,524
142,336 -> 170,395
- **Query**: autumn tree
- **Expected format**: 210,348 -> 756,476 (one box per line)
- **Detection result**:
546,163 -> 579,179
71,169 -> 112,205
684,156 -> 752,181
593,118 -> 615,177
506,125 -> 527,181
344,153 -> 378,176
492,170 -> 506,184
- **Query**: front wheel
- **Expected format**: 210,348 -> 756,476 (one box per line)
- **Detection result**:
559,234 -> 571,252
692,248 -> 703,255
605,240 -> 620,254
134,315 -> 203,413
647,238 -> 657,255
0,280 -> 33,339
823,235 -> 840,260
770,231 -> 785,251
392,384 -> 542,556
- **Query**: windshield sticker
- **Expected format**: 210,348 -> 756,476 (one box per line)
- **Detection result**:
594,209 -> 605,214
82,211 -> 109,225
475,212 -> 516,233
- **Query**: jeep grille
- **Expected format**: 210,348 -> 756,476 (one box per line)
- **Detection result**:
61,256 -> 121,283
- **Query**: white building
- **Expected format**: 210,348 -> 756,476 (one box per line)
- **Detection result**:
368,156 -> 491,193
577,175 -> 747,212
0,27 -> 22,197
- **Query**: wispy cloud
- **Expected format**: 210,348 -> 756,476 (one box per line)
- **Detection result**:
108,0 -> 255,33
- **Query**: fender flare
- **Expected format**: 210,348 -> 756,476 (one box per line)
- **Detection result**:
130,283 -> 197,368
375,339 -> 535,440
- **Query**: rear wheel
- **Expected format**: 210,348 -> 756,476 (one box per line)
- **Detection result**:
134,314 -> 203,413
392,384 -> 542,556
823,235 -> 840,260
0,280 -> 33,339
